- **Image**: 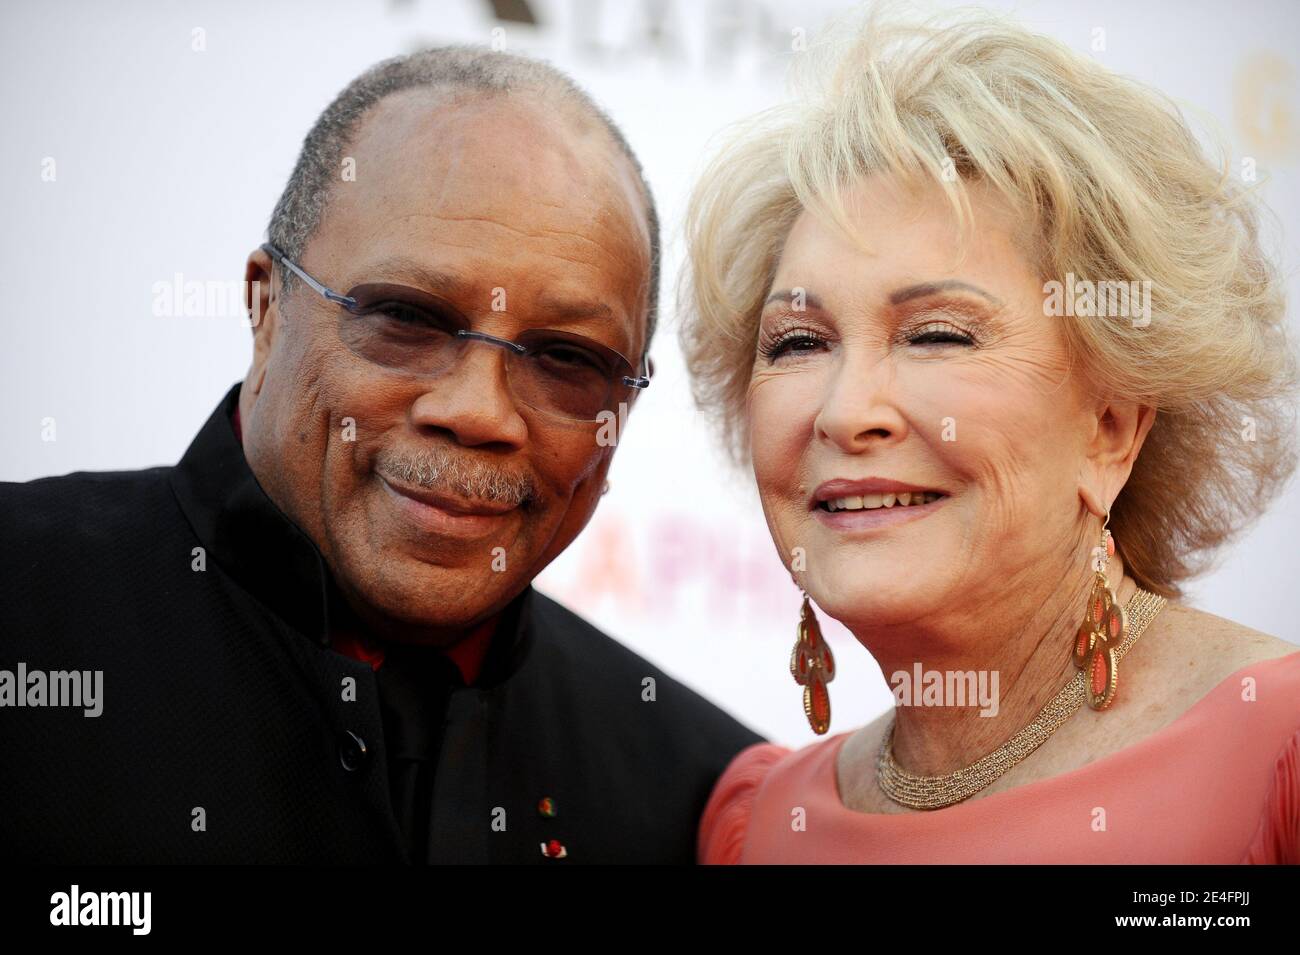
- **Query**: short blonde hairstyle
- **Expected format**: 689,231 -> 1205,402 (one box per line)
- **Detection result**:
679,5 -> 1299,600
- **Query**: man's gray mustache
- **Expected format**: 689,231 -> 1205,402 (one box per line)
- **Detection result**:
376,449 -> 538,508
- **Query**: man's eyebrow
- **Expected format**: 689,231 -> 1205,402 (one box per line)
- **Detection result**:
372,257 -> 620,321
370,257 -> 469,295
535,294 -> 636,360
534,293 -> 616,323
889,280 -> 1003,306
763,289 -> 825,310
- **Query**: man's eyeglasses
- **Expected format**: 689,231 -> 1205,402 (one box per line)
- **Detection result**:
260,243 -> 650,423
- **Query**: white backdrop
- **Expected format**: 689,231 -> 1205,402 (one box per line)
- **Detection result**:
2,0 -> 1297,747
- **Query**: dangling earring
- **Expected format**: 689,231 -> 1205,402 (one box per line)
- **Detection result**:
1073,508 -> 1127,710
790,590 -> 835,734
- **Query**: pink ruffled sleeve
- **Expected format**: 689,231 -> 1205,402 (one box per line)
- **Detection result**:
698,742 -> 792,865
1242,727 -> 1300,864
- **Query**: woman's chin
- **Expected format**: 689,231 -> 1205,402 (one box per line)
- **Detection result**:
806,581 -> 936,630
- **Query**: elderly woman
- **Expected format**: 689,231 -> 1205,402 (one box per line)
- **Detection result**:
681,9 -> 1300,863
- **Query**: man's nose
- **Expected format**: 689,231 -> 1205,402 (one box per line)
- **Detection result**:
408,340 -> 529,447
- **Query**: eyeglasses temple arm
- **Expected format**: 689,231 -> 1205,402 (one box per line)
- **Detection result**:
260,242 -> 357,309
623,353 -> 651,389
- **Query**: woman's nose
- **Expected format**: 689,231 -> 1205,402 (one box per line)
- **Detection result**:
812,349 -> 909,452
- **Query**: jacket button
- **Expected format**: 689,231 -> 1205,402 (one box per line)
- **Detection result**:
338,731 -> 368,772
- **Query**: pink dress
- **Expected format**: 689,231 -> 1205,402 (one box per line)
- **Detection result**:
700,651 -> 1300,863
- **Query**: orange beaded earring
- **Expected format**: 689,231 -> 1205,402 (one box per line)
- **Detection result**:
790,590 -> 835,734
1073,509 -> 1126,710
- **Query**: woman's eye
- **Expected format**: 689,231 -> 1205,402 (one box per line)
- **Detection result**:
761,333 -> 826,361
908,324 -> 975,346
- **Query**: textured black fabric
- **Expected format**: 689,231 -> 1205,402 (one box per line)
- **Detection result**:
0,382 -> 765,863
376,641 -> 462,863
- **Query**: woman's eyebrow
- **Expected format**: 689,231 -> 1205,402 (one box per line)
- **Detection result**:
763,282 -> 1002,311
889,280 -> 1003,306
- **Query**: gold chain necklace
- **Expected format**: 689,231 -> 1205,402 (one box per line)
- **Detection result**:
876,587 -> 1167,810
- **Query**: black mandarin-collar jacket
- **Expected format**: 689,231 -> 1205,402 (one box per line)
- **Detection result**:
0,383 -> 763,863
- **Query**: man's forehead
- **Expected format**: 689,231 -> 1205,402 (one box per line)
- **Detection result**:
316,88 -> 651,355
344,87 -> 644,224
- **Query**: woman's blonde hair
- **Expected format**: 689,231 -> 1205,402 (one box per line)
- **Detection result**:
678,5 -> 1299,600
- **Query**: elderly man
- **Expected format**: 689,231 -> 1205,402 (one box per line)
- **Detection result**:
0,48 -> 761,863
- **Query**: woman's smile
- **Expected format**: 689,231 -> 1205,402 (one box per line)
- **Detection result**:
809,476 -> 950,533
811,490 -> 949,533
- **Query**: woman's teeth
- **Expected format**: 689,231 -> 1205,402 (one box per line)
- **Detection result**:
822,492 -> 944,511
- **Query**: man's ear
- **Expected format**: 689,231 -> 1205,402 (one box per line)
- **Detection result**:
244,248 -> 277,397
1080,399 -> 1157,514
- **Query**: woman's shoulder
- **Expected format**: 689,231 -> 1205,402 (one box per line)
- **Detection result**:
1190,616 -> 1300,863
1116,604 -> 1300,861
1158,600 -> 1295,653
1064,602 -> 1299,774
697,735 -> 842,864
1142,602 -> 1300,710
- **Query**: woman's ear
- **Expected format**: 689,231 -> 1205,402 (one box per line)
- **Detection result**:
1080,400 -> 1157,512
1078,482 -> 1108,519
